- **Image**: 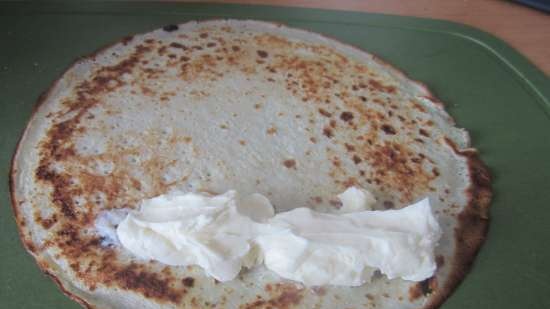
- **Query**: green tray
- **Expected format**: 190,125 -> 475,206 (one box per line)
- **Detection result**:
1,2 -> 549,309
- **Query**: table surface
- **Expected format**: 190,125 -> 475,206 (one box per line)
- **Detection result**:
203,0 -> 550,75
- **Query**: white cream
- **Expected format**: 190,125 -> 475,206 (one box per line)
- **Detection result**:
336,186 -> 377,212
115,191 -> 265,282
114,187 -> 441,286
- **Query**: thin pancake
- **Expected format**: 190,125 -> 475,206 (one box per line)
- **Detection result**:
10,20 -> 491,309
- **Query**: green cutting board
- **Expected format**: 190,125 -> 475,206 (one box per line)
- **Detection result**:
1,2 -> 549,309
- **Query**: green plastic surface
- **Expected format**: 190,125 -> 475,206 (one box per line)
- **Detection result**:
1,2 -> 549,309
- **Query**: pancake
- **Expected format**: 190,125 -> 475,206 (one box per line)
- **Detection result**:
10,20 -> 491,309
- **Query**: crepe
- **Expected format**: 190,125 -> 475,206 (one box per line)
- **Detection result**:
10,20 -> 491,309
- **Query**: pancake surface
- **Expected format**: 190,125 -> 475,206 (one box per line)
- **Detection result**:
10,20 -> 491,309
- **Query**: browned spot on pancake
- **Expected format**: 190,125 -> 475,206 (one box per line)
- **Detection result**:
257,50 -> 268,58
157,45 -> 167,56
436,255 -> 445,267
35,212 -> 58,229
160,267 -> 172,276
266,126 -> 277,135
35,166 -> 78,220
169,42 -> 187,50
318,108 -> 332,117
242,284 -> 303,309
381,124 -> 397,135
131,178 -> 142,191
56,224 -> 84,252
419,128 -> 430,137
343,177 -> 358,187
199,33 -> 208,38
409,286 -> 423,302
368,79 -> 396,93
182,277 -> 195,288
366,294 -> 375,301
364,141 -> 435,202
340,111 -> 354,122
283,159 -> 296,169
70,262 -> 81,273
79,171 -> 123,204
411,157 -> 422,164
113,263 -> 183,303
412,101 -> 427,112
344,143 -> 355,152
383,200 -> 395,209
409,277 -> 438,301
239,140 -> 246,146
269,286 -> 303,308
323,127 -> 333,138
40,120 -> 78,161
352,155 -> 362,164
242,299 -> 266,309
25,241 -> 37,253
140,85 -> 154,96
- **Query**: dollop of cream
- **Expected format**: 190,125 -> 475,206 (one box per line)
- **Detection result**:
336,186 -> 377,212
113,187 -> 441,286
